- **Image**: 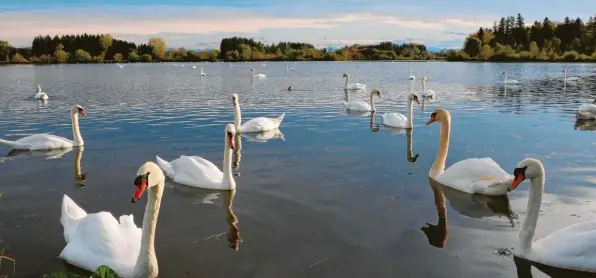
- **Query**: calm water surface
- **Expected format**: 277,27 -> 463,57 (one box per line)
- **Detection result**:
0,62 -> 596,277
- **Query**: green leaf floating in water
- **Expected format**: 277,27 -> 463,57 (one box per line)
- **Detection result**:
91,265 -> 119,278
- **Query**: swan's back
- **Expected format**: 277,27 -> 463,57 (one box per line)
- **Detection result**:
61,195 -> 88,243
382,113 -> 407,127
15,133 -> 73,150
520,221 -> 596,273
343,101 -> 371,112
240,117 -> 282,133
170,156 -> 223,188
435,158 -> 513,195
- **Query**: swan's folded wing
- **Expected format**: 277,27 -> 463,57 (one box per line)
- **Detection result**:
344,101 -> 370,112
436,158 -> 512,195
60,212 -> 140,277
522,221 -> 596,273
16,134 -> 73,150
170,156 -> 223,187
61,195 -> 88,243
240,117 -> 278,133
382,113 -> 407,127
579,103 -> 596,113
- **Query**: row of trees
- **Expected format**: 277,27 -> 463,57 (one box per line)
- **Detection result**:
0,34 -> 443,64
450,14 -> 596,61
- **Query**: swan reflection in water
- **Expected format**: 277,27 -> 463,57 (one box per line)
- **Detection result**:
369,111 -> 379,132
233,134 -> 242,169
224,188 -> 242,251
514,256 -> 596,278
421,178 -> 517,248
73,147 -> 88,187
3,146 -> 73,160
241,128 -> 285,143
574,119 -> 596,131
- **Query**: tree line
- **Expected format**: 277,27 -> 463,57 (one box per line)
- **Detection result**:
449,13 -> 596,62
0,34 -> 443,64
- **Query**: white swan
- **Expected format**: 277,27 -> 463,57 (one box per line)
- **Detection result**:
232,94 -> 285,133
251,68 -> 266,79
59,161 -> 165,277
509,158 -> 596,273
117,63 -> 124,69
156,124 -> 236,190
563,69 -> 581,83
200,66 -> 206,76
427,109 -> 513,195
0,105 -> 85,150
382,93 -> 420,128
577,98 -> 596,120
343,89 -> 381,112
229,62 -> 233,67
502,71 -> 520,85
342,73 -> 367,90
286,64 -> 295,71
192,65 -> 196,69
421,76 -> 436,100
34,85 -> 49,100
409,69 -> 416,81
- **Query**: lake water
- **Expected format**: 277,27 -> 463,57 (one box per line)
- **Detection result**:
0,61 -> 596,277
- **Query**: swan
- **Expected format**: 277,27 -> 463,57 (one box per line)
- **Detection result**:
342,73 -> 367,90
117,63 -> 124,69
577,98 -> 596,120
59,161 -> 165,277
421,76 -> 436,100
509,158 -> 596,273
382,93 -> 420,128
426,109 -> 513,195
34,85 -> 49,100
0,105 -> 85,150
232,93 -> 285,133
200,66 -> 206,76
250,68 -> 266,79
409,69 -> 416,81
286,64 -> 295,71
156,124 -> 236,190
502,71 -> 520,85
192,65 -> 196,69
343,89 -> 381,112
229,62 -> 233,67
563,69 -> 581,83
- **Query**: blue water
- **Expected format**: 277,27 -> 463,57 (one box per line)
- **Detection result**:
0,62 -> 595,277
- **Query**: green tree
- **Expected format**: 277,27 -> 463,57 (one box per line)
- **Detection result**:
140,54 -> 152,62
238,44 -> 252,60
529,41 -> 540,58
113,53 -> 123,62
0,40 -> 11,62
480,44 -> 493,60
128,51 -> 140,62
12,53 -> 28,63
463,37 -> 482,57
75,49 -> 91,62
148,38 -> 167,59
99,34 -> 113,52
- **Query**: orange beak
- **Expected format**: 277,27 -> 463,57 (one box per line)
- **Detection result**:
426,115 -> 436,125
228,136 -> 235,149
509,174 -> 525,192
132,179 -> 147,203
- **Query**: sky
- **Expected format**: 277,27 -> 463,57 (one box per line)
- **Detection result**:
1,0 -> 594,50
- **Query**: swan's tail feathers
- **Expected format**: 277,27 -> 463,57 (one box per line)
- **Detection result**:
156,155 -> 175,178
0,139 -> 25,150
61,194 -> 88,243
274,113 -> 285,124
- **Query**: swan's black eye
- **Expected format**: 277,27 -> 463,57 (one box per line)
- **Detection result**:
513,166 -> 527,178
431,112 -> 437,118
227,132 -> 233,138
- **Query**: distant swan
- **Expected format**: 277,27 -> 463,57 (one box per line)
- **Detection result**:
577,98 -> 596,120
250,68 -> 266,79
342,73 -> 367,90
563,69 -> 581,83
200,66 -> 206,76
34,85 -> 49,100
232,94 -> 285,133
59,161 -> 165,278
229,62 -> 233,67
286,64 -> 295,71
382,93 -> 420,128
509,158 -> 596,273
421,76 -> 436,100
409,69 -> 416,81
156,124 -> 237,190
0,105 -> 85,150
427,109 -> 514,195
502,72 -> 520,85
343,89 -> 381,112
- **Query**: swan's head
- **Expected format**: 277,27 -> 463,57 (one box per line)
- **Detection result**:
232,93 -> 239,106
502,71 -> 507,76
509,158 -> 544,192
250,68 -> 255,72
132,162 -> 164,203
426,109 -> 450,125
70,105 -> 86,117
422,76 -> 428,82
342,73 -> 348,78
408,93 -> 420,104
372,89 -> 382,98
225,124 -> 236,150
36,85 -> 41,92
288,86 -> 292,90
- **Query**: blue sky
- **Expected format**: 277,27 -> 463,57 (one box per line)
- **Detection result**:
1,0 -> 594,49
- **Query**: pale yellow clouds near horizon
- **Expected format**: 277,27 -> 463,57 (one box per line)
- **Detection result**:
0,6 -> 492,49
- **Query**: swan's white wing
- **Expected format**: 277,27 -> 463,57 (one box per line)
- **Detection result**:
518,221 -> 596,273
12,134 -> 73,150
423,89 -> 436,98
346,83 -> 366,90
239,117 -> 279,133
343,101 -> 371,112
61,195 -> 88,243
435,158 -> 513,195
577,104 -> 596,119
170,155 -> 223,188
579,104 -> 596,113
382,113 -> 408,128
60,211 -> 141,277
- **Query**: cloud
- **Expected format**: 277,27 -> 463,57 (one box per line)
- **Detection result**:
0,5 -> 490,48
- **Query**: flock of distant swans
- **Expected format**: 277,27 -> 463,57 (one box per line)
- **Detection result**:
3,63 -> 596,277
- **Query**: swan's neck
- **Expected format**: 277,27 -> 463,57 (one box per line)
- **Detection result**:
564,71 -> 567,81
344,76 -> 349,88
233,135 -> 242,169
132,179 -> 164,278
408,80 -> 413,92
430,117 -> 450,178
369,92 -> 376,112
406,99 -> 414,128
518,171 -> 545,252
504,73 -> 508,82
222,144 -> 236,189
71,112 -> 83,146
252,71 -> 255,78
422,80 -> 427,93
234,104 -> 242,129
592,98 -> 596,104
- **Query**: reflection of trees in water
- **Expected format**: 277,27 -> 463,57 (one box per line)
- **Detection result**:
422,178 -> 518,249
